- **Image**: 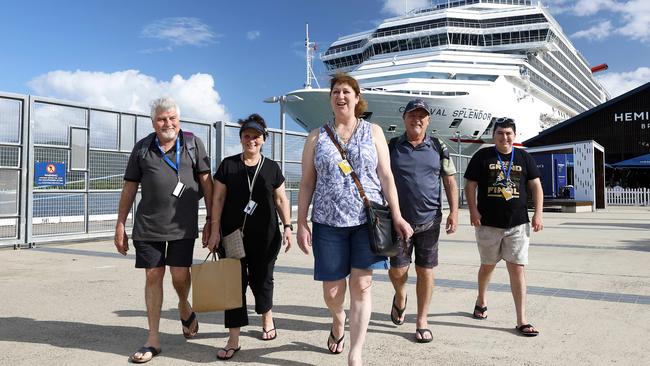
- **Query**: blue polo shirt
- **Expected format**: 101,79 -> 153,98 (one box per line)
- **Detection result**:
389,134 -> 456,225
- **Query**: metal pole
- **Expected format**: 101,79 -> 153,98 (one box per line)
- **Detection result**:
280,96 -> 286,174
456,131 -> 462,205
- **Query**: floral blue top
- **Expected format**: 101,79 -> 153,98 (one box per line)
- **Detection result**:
312,119 -> 384,227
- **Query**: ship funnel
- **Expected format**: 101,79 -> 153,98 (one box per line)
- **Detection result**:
591,63 -> 609,73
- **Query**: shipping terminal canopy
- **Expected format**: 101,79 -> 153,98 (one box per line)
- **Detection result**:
612,153 -> 650,168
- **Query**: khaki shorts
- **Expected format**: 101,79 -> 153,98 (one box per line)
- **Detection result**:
475,223 -> 530,265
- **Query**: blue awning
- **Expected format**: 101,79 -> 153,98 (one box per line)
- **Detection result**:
611,153 -> 650,168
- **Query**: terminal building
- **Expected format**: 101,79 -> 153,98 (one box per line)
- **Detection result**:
524,82 -> 650,189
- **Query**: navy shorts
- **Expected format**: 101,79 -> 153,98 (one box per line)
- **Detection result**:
133,238 -> 196,268
390,215 -> 442,269
312,222 -> 388,281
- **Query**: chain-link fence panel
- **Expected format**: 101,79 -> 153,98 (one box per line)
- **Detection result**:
32,192 -> 85,236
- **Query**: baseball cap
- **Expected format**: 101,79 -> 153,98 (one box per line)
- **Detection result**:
403,99 -> 431,116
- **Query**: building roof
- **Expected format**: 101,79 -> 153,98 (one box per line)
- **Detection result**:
524,81 -> 650,145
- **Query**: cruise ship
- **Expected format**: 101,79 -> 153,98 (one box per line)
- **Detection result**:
282,0 -> 610,155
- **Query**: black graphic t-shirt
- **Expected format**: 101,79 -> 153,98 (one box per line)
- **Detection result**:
464,146 -> 541,228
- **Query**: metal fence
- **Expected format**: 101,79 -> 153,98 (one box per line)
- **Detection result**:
606,188 -> 650,206
0,92 -> 308,249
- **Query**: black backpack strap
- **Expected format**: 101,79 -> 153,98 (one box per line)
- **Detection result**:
429,135 -> 446,158
182,131 -> 198,170
138,132 -> 157,160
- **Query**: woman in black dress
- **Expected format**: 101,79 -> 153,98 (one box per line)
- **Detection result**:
207,114 -> 293,360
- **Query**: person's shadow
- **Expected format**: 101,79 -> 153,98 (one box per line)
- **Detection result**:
1,305 -> 516,364
0,311 -> 329,365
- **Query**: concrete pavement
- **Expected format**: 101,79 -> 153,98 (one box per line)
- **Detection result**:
1,207 -> 649,365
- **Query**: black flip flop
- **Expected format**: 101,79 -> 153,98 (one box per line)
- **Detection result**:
415,328 -> 433,343
181,311 -> 199,338
327,329 -> 345,354
472,305 -> 488,319
390,294 -> 407,325
130,346 -> 161,363
516,323 -> 539,337
217,346 -> 241,360
261,319 -> 277,341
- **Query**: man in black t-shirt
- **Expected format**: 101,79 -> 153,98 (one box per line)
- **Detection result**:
464,117 -> 543,337
114,97 -> 213,362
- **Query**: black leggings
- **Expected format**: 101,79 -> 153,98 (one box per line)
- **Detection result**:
224,254 -> 278,328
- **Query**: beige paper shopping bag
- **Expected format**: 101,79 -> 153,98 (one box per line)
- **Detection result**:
191,253 -> 242,312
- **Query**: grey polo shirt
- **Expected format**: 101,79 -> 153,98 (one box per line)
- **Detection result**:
124,131 -> 211,241
389,134 -> 456,225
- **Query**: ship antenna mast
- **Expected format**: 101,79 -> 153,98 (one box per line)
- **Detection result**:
305,23 -> 320,89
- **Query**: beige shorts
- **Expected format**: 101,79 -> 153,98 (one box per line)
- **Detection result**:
475,223 -> 530,265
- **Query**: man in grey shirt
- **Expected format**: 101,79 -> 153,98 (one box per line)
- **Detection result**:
114,97 -> 213,363
388,99 -> 459,343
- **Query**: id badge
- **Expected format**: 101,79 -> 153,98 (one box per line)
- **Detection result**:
501,187 -> 513,201
244,200 -> 258,215
337,159 -> 353,176
172,181 -> 186,197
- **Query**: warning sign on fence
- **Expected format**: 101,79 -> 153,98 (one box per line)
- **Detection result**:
35,162 -> 66,186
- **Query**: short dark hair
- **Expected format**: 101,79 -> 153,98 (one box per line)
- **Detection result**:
493,117 -> 516,134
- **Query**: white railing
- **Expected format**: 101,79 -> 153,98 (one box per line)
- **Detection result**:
606,188 -> 650,206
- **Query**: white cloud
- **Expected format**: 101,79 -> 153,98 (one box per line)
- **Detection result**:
381,0 -> 431,16
142,17 -> 217,47
616,0 -> 650,42
247,30 -> 261,40
571,21 -> 613,40
570,0 -> 618,17
28,70 -> 229,122
547,0 -> 650,42
596,67 -> 650,97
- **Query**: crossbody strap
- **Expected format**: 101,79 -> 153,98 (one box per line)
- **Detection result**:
323,124 -> 370,209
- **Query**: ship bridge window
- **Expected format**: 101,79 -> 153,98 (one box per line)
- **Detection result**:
482,118 -> 496,136
449,118 -> 462,128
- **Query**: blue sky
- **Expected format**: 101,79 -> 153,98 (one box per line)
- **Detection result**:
1,0 -> 648,131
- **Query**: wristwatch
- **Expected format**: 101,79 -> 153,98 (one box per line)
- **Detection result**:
283,223 -> 294,231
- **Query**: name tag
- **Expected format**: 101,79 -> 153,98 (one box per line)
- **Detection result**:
244,200 -> 258,215
172,181 -> 186,197
338,159 -> 353,176
501,187 -> 513,201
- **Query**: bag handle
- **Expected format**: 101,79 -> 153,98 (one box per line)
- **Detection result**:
323,124 -> 371,209
203,251 -> 220,262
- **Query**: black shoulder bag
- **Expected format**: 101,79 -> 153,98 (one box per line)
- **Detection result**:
324,124 -> 399,257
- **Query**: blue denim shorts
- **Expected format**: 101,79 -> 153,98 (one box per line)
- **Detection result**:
312,222 -> 388,281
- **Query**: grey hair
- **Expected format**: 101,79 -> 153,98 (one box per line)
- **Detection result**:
150,97 -> 180,120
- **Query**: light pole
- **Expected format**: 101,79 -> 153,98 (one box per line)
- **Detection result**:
263,94 -> 303,173
455,131 -> 463,205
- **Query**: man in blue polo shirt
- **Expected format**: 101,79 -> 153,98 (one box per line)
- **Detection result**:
388,98 -> 459,343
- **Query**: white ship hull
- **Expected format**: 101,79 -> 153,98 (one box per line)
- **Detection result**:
285,74 -> 565,155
